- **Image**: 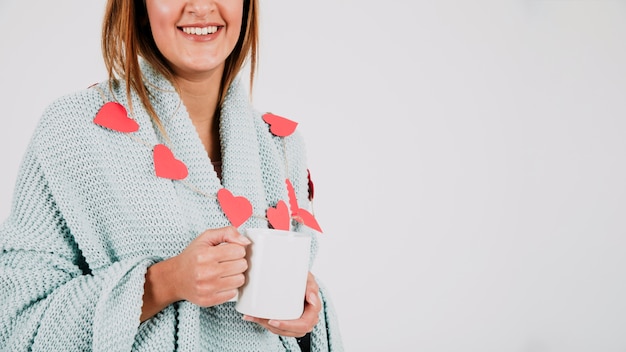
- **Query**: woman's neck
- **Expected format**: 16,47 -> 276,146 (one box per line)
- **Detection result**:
175,69 -> 223,161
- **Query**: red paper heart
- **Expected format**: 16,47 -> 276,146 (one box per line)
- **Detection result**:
267,200 -> 290,231
94,102 -> 139,133
285,179 -> 299,217
285,178 -> 323,233
217,188 -> 253,227
263,113 -> 298,137
153,144 -> 188,180
307,169 -> 315,202
294,208 -> 323,233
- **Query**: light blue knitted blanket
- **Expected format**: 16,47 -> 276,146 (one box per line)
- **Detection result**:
0,62 -> 343,351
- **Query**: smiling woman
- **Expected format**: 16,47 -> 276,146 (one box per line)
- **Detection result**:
0,0 -> 343,351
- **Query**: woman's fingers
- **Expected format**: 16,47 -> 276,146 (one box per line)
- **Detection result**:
173,227 -> 250,307
241,280 -> 322,337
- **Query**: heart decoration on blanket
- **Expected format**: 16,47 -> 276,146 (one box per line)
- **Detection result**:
266,200 -> 290,231
217,188 -> 253,228
94,102 -> 140,133
263,113 -> 298,137
307,169 -> 315,202
153,144 -> 189,180
286,179 -> 299,217
294,208 -> 322,233
285,178 -> 322,232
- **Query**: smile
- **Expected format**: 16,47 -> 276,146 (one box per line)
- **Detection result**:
180,26 -> 220,36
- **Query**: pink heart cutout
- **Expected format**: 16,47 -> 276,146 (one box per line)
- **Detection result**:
153,144 -> 188,180
285,178 -> 323,233
94,102 -> 139,133
263,113 -> 298,137
285,179 -> 299,217
218,188 -> 253,228
294,208 -> 323,233
267,200 -> 290,231
307,169 -> 315,201
294,209 -> 322,233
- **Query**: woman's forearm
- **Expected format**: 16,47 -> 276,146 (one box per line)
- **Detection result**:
140,259 -> 179,322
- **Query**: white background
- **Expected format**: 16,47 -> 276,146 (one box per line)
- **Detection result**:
1,1 -> 626,351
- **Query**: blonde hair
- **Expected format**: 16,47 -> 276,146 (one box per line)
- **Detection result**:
101,0 -> 258,130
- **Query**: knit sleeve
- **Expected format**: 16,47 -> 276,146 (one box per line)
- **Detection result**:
0,146 -> 156,352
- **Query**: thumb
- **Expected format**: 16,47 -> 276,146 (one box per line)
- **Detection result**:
198,226 -> 251,247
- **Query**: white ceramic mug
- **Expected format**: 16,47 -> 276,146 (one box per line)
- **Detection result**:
235,228 -> 312,320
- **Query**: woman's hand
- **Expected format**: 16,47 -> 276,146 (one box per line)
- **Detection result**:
141,226 -> 250,321
242,272 -> 321,337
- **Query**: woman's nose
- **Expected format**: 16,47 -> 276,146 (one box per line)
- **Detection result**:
185,0 -> 217,18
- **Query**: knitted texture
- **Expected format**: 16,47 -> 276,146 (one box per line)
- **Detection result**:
0,61 -> 343,352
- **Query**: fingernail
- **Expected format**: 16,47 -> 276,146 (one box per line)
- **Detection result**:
242,315 -> 253,321
241,236 -> 252,245
308,293 -> 319,305
268,320 -> 280,328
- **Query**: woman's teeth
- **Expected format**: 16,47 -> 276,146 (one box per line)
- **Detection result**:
182,26 -> 219,35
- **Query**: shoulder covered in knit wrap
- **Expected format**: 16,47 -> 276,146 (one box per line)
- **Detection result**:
0,63 -> 343,352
